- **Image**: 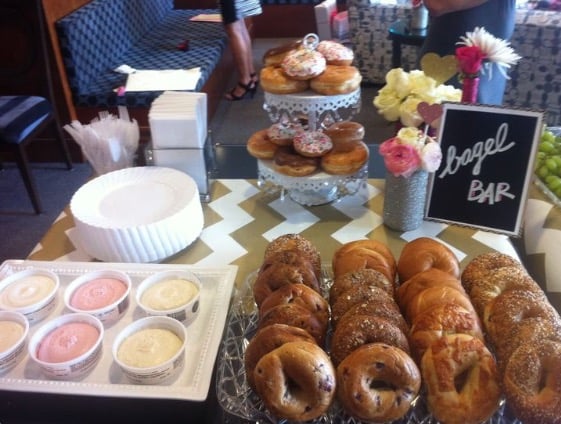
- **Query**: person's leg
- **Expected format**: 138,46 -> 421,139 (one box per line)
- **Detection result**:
238,20 -> 258,85
225,19 -> 255,99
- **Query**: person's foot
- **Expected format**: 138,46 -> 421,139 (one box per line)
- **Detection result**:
225,80 -> 256,101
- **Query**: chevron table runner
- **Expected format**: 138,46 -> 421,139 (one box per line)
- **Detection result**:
27,179 -> 559,312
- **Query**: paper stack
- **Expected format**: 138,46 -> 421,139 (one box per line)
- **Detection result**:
148,91 -> 212,198
149,91 -> 207,149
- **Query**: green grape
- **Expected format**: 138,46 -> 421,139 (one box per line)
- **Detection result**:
545,176 -> 561,191
539,141 -> 555,153
545,158 -> 558,173
537,164 -> 550,179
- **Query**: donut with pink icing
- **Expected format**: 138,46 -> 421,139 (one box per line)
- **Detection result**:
281,49 -> 326,81
293,131 -> 333,157
267,122 -> 304,146
317,41 -> 354,66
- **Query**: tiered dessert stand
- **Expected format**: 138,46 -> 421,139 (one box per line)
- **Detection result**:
257,88 -> 367,206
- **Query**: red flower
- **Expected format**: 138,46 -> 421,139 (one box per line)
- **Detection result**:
380,138 -> 421,178
412,0 -> 423,7
456,45 -> 486,76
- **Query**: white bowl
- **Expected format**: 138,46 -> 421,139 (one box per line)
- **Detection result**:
0,311 -> 29,373
70,167 -> 204,263
0,268 -> 59,323
112,316 -> 186,385
28,313 -> 104,380
64,270 -> 131,325
136,270 -> 201,324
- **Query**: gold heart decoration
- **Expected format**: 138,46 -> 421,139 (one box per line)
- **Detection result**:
420,53 -> 458,85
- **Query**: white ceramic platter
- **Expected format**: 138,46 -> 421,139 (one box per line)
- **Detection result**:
0,260 -> 237,401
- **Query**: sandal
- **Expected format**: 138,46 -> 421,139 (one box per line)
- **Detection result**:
225,80 -> 257,101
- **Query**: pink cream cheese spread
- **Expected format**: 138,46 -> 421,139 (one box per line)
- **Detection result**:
70,278 -> 127,311
36,322 -> 100,363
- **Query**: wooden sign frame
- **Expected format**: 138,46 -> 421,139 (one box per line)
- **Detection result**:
425,103 -> 543,236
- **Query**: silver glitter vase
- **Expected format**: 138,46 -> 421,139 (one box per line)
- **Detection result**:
383,170 -> 428,232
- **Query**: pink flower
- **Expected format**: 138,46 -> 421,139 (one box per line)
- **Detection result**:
412,0 -> 423,7
380,138 -> 421,178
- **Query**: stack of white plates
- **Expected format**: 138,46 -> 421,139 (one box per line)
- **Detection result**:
70,167 -> 204,263
149,91 -> 207,149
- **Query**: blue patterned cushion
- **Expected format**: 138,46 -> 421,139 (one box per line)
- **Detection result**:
0,96 -> 51,144
56,0 -> 227,108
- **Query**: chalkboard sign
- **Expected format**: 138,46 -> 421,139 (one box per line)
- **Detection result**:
425,103 -> 543,236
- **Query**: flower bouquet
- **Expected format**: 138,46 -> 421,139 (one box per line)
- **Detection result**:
373,68 -> 461,128
455,27 -> 521,103
379,125 -> 442,231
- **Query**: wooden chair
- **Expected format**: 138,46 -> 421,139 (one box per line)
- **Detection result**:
0,0 -> 73,213
0,96 -> 73,213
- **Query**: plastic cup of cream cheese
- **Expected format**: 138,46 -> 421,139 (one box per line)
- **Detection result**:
0,268 -> 59,323
136,270 -> 201,324
64,270 -> 131,325
112,315 -> 186,385
0,311 -> 29,373
28,313 -> 104,379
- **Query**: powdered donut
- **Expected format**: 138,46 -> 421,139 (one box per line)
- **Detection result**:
336,343 -> 421,423
267,122 -> 303,146
316,40 -> 354,66
281,48 -> 326,80
292,130 -> 333,157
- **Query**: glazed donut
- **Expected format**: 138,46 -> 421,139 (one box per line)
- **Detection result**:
316,40 -> 354,66
259,303 -> 328,345
310,65 -> 362,95
332,239 -> 396,283
468,265 -> 541,316
253,341 -> 336,422
329,268 -> 394,305
336,343 -> 421,423
273,146 -> 319,177
331,284 -> 396,326
247,129 -> 279,160
320,140 -> 369,175
330,315 -> 410,366
503,339 -> 561,424
292,130 -> 333,157
483,289 -> 558,342
266,122 -> 303,146
262,39 -> 302,67
396,268 -> 464,310
253,251 -> 320,307
259,283 -> 330,326
397,237 -> 460,283
421,334 -> 502,424
324,121 -> 365,151
263,233 -> 322,280
281,48 -> 326,80
408,303 -> 484,362
244,323 -> 316,390
461,252 -> 522,293
404,285 -> 476,323
260,65 -> 309,94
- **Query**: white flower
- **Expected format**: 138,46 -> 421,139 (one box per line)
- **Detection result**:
457,27 -> 521,78
399,97 -> 424,128
420,141 -> 443,173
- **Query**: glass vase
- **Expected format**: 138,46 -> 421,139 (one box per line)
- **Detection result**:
410,5 -> 429,30
383,170 -> 429,231
461,76 -> 479,104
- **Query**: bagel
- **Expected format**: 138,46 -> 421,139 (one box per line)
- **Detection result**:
396,268 -> 464,310
421,334 -> 501,424
329,268 -> 393,305
259,303 -> 328,345
336,343 -> 421,423
397,237 -> 460,283
461,251 -> 522,293
253,341 -> 336,421
332,239 -> 396,283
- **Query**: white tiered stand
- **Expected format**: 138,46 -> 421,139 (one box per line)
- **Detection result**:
257,89 -> 368,206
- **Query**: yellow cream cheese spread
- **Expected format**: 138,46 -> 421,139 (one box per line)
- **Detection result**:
117,328 -> 182,368
140,279 -> 199,311
0,320 -> 25,353
0,275 -> 56,309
